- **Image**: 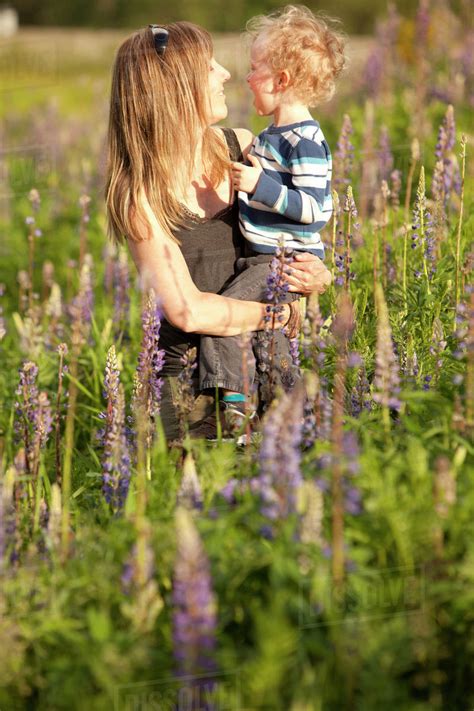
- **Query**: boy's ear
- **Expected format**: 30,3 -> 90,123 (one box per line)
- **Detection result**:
277,70 -> 291,90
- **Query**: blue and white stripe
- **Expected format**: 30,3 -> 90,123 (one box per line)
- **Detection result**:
238,120 -> 332,257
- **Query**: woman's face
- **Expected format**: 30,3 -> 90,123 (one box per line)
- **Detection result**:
207,56 -> 231,124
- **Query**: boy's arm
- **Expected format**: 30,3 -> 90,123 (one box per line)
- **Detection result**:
250,138 -> 332,228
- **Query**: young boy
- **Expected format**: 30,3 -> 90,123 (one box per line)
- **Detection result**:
197,5 -> 345,440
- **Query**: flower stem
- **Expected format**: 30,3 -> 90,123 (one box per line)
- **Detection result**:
61,356 -> 78,560
403,153 -> 418,312
454,135 -> 466,332
55,347 -> 66,486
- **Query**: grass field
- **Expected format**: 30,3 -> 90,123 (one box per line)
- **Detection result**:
0,9 -> 473,710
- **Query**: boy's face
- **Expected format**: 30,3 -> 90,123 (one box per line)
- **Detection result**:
246,39 -> 279,117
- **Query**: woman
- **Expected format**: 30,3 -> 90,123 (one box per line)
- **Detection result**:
105,21 -> 331,440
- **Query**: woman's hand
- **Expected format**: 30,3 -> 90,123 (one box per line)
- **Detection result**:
285,252 -> 332,296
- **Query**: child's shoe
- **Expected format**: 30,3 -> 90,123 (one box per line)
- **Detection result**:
190,401 -> 259,445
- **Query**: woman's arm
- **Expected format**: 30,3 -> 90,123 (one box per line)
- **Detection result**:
127,196 -> 290,336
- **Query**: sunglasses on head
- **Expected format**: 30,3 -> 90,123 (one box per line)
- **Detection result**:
148,25 -> 169,56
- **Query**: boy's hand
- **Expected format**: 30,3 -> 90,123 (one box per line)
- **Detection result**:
231,154 -> 262,194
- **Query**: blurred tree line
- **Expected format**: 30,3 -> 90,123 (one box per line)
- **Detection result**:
8,0 -> 468,34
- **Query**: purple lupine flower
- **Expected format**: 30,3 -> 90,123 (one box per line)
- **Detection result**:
432,105 -> 461,213
318,383 -> 333,441
422,375 -> 432,391
415,0 -> 430,49
101,346 -> 131,513
289,337 -> 300,367
219,478 -> 239,504
364,47 -> 384,98
257,244 -> 294,403
68,255 -> 94,346
350,364 -> 372,417
177,453 -> 203,510
412,167 -> 436,279
14,361 -> 41,475
265,244 -> 292,304
173,507 -> 217,679
334,114 -> 354,192
378,126 -> 393,182
258,388 -> 304,520
34,391 -> 53,453
314,429 -> 362,516
431,159 -> 445,207
342,431 -> 360,477
0,472 -> 18,569
363,5 -> 400,98
335,186 -> 359,290
435,105 -> 456,159
302,395 -> 317,449
172,347 -> 197,440
132,289 -> 165,435
373,285 -> 401,411
113,247 -> 130,333
121,538 -> 155,595
452,292 -> 474,414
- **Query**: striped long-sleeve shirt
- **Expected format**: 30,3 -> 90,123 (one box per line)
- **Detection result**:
238,119 -> 332,257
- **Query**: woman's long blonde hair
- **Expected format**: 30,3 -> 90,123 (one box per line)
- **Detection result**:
106,22 -> 230,243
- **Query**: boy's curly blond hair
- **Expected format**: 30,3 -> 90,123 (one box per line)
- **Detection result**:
246,5 -> 346,106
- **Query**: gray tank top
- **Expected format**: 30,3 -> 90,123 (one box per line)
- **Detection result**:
160,128 -> 244,375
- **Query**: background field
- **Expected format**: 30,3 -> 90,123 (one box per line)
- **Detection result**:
0,2 -> 473,709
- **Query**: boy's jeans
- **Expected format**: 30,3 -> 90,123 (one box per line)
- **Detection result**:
199,254 -> 300,398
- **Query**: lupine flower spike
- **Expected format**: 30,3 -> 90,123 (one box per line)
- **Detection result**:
121,520 -> 163,633
258,243 -> 293,404
258,387 -> 304,521
334,114 -> 354,193
177,453 -> 203,510
412,166 -> 435,290
100,346 -> 131,513
172,347 -> 197,442
132,288 -> 165,457
173,507 -> 217,681
378,126 -> 393,182
403,139 -> 420,311
14,362 -> 52,479
26,188 -> 42,311
330,293 -> 354,587
454,135 -> 467,325
373,284 -> 401,433
61,255 -> 94,560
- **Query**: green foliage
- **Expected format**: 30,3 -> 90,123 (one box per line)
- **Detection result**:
1,4 -> 474,709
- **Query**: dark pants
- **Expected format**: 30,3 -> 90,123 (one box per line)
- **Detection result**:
199,254 -> 300,394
